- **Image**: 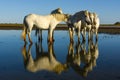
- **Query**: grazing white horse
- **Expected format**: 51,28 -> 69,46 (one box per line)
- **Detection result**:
90,13 -> 100,40
21,13 -> 69,44
35,8 -> 63,41
67,10 -> 91,42
21,42 -> 68,74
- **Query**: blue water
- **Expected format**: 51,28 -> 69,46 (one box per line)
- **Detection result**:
0,30 -> 120,80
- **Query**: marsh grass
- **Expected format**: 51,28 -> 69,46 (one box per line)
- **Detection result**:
0,23 -> 120,34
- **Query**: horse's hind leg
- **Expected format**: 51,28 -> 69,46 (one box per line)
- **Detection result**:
48,28 -> 54,43
95,29 -> 98,41
27,22 -> 34,44
69,28 -> 74,43
52,29 -> 55,41
39,29 -> 42,41
21,26 -> 27,44
28,33 -> 33,44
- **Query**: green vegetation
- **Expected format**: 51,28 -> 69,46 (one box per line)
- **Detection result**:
100,24 -> 114,26
0,23 -> 23,27
114,22 -> 120,26
0,22 -> 120,29
0,23 -> 119,27
0,23 -> 120,34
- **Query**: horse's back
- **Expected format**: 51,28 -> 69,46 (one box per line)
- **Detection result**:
24,14 -> 52,21
73,11 -> 85,19
24,14 -> 53,29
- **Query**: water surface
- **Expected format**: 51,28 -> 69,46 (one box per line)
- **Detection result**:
0,30 -> 120,80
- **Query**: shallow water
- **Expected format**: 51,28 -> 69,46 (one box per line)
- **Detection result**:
0,30 -> 120,80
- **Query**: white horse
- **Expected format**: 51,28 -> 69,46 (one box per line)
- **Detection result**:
35,8 -> 63,41
21,13 -> 69,44
67,10 -> 91,42
21,42 -> 68,74
90,13 -> 100,41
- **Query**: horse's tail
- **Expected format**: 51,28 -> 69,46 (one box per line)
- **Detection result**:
35,28 -> 39,36
21,18 -> 27,41
21,25 -> 27,39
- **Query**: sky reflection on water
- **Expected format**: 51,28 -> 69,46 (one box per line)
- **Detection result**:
0,30 -> 120,80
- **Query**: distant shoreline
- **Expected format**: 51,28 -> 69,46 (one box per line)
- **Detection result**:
0,24 -> 120,34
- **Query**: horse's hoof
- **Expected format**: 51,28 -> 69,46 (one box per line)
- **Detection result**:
88,38 -> 91,42
48,40 -> 53,44
24,41 -> 28,44
53,39 -> 55,42
82,39 -> 86,43
48,38 -> 54,43
70,39 -> 74,43
83,39 -> 86,42
96,37 -> 98,41
30,41 -> 33,44
78,40 -> 80,43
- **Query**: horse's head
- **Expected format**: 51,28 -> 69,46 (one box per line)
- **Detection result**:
57,8 -> 63,14
63,14 -> 71,22
93,12 -> 98,18
53,64 -> 68,74
83,10 -> 91,25
52,13 -> 70,23
65,14 -> 74,28
93,12 -> 98,25
89,12 -> 94,25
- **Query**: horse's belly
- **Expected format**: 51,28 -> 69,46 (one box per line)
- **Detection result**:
36,23 -> 49,29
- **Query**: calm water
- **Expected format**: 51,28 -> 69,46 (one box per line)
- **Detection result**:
0,30 -> 120,80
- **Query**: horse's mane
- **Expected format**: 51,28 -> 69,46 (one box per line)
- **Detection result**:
52,14 -> 66,21
73,10 -> 89,20
51,8 -> 63,14
93,13 -> 98,18
53,63 -> 67,74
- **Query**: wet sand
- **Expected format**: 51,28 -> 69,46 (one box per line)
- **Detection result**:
0,24 -> 120,34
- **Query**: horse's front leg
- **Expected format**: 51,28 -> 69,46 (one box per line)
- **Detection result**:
81,27 -> 86,42
90,29 -> 93,41
88,29 -> 91,41
38,29 -> 42,41
48,28 -> 54,43
95,29 -> 98,41
77,27 -> 81,43
28,33 -> 33,44
52,29 -> 55,41
69,28 -> 74,43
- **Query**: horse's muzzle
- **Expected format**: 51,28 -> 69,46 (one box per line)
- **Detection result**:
85,20 -> 91,25
67,23 -> 74,28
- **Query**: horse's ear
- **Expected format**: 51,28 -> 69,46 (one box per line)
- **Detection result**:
89,12 -> 92,16
85,10 -> 89,16
57,8 -> 62,10
65,14 -> 71,18
93,12 -> 98,17
57,8 -> 63,14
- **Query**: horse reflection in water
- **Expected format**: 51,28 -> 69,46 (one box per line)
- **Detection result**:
21,41 -> 68,74
66,40 -> 99,77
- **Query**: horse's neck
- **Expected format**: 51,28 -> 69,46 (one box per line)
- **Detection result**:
52,14 -> 65,22
73,11 -> 86,22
